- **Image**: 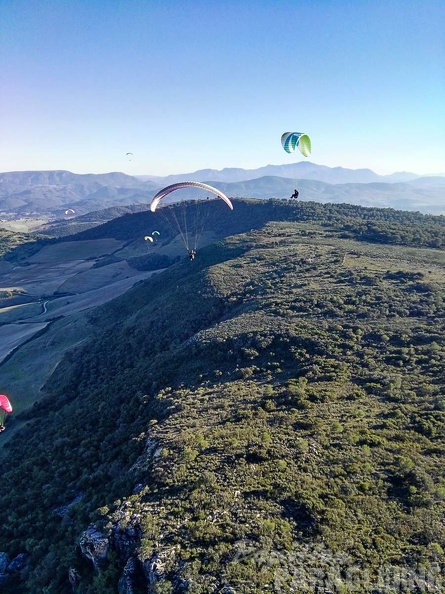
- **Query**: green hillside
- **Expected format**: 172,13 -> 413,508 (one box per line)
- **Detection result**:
66,198 -> 445,248
0,229 -> 41,259
0,200 -> 444,593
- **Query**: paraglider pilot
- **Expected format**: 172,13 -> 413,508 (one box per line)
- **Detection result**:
0,395 -> 13,433
189,250 -> 196,261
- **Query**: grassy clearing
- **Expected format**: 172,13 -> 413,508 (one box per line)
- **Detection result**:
0,260 -> 94,296
0,218 -> 50,232
0,322 -> 50,363
0,227 -> 162,427
57,260 -> 140,294
27,238 -> 126,263
0,313 -> 93,413
0,302 -> 43,324
40,270 -> 157,318
0,313 -> 97,449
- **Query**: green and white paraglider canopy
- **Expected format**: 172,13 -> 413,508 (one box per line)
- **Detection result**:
281,132 -> 311,157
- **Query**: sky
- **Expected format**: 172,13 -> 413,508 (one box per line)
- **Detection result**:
1,0 -> 444,177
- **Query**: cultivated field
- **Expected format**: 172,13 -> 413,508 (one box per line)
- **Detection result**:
0,217 -> 51,232
0,237 -> 160,418
0,322 -> 50,362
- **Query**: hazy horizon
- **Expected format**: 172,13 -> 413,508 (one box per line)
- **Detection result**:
1,161 -> 444,180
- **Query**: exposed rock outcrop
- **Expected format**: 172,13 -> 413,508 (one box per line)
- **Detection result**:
0,551 -> 29,587
7,552 -> 28,573
118,556 -> 138,594
68,567 -> 81,592
143,552 -> 166,590
79,526 -> 109,570
112,515 -> 142,559
143,547 -> 182,592
0,552 -> 9,575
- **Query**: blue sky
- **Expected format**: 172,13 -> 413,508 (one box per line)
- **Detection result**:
1,0 -> 444,176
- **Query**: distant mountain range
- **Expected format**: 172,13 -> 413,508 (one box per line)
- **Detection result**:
140,162 -> 424,185
0,162 -> 443,218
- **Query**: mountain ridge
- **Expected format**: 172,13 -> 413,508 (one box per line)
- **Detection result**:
0,163 -> 443,220
139,161 -> 422,184
0,199 -> 444,592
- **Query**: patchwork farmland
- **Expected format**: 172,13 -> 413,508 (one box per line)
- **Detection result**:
0,238 -> 159,418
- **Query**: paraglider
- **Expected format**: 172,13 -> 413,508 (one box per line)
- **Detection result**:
0,394 -> 12,432
150,181 -> 234,256
281,132 -> 311,157
150,181 -> 233,213
282,132 -> 310,199
65,208 -> 76,216
144,231 -> 160,244
126,152 -> 134,161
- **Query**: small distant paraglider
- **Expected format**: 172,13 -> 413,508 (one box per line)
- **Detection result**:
281,132 -> 311,157
126,152 -> 134,161
65,208 -> 76,217
144,231 -> 161,244
0,394 -> 13,432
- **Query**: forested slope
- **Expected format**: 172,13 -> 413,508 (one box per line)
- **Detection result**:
0,201 -> 444,593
